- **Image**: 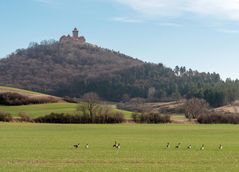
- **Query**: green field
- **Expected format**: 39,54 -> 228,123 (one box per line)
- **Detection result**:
0,123 -> 239,171
0,103 -> 78,117
0,103 -> 132,118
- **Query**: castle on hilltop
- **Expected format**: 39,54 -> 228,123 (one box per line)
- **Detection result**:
60,28 -> 86,44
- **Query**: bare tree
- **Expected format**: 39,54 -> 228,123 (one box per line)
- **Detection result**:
184,98 -> 209,120
81,92 -> 100,118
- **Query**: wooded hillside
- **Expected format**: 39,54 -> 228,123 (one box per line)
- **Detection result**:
1,40 -> 239,107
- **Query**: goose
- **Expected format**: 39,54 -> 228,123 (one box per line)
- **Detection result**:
73,143 -> 80,149
200,144 -> 205,150
166,142 -> 170,148
116,143 -> 121,149
113,141 -> 117,148
219,144 -> 223,150
187,144 -> 192,149
176,143 -> 181,149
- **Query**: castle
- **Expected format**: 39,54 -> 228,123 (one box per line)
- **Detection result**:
60,28 -> 86,44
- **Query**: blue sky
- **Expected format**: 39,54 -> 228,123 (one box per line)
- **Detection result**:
1,0 -> 239,79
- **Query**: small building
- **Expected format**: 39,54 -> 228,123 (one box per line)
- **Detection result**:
60,28 -> 86,44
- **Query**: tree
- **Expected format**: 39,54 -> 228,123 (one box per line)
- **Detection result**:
174,66 -> 180,76
81,92 -> 100,118
179,66 -> 186,76
184,98 -> 209,120
147,87 -> 156,99
203,89 -> 225,107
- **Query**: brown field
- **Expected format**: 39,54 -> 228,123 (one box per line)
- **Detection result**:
0,86 -> 63,102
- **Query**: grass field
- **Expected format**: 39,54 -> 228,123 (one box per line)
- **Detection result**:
0,103 -> 132,118
0,103 -> 78,117
0,123 -> 239,171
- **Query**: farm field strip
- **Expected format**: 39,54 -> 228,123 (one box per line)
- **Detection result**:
0,103 -> 132,118
0,123 -> 239,171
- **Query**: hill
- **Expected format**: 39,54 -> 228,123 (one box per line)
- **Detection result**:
0,40 -> 142,99
0,86 -> 62,102
215,101 -> 239,113
1,30 -> 239,106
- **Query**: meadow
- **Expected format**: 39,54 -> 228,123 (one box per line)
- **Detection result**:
0,123 -> 239,172
0,103 -> 78,117
0,103 -> 132,119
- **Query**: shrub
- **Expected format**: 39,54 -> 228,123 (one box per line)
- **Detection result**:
34,112 -> 125,124
94,112 -> 124,124
34,113 -> 71,123
159,105 -> 185,114
132,112 -> 171,123
77,101 -> 125,124
29,97 -> 58,104
0,111 -> 13,122
18,113 -> 33,122
0,92 -> 27,105
197,113 -> 239,124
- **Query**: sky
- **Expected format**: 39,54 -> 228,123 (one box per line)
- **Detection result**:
1,0 -> 239,79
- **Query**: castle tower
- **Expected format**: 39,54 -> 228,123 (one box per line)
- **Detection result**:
60,28 -> 86,44
72,27 -> 79,39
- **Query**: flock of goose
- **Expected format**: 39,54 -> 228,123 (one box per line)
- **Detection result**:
73,143 -> 89,149
73,141 -> 121,150
167,142 -> 223,150
73,142 -> 223,150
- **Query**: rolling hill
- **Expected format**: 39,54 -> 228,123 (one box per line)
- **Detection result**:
0,86 -> 62,101
0,86 -> 132,118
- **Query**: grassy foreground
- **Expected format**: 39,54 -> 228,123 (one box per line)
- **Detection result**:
0,123 -> 239,171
